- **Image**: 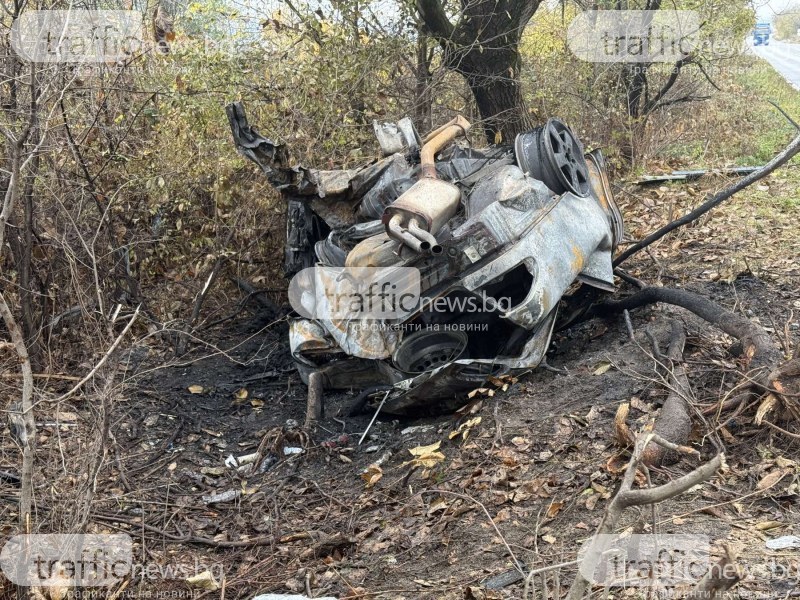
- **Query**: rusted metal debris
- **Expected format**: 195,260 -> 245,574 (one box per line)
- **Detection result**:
632,165 -> 760,185
227,103 -> 624,414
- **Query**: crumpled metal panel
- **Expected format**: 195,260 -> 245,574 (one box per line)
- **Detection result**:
290,318 -> 404,389
373,118 -> 421,156
461,193 -> 614,329
320,317 -> 400,359
226,102 -> 319,196
289,319 -> 339,361
463,164 -> 552,222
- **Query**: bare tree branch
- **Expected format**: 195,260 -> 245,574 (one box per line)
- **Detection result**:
614,132 -> 800,266
566,431 -> 725,600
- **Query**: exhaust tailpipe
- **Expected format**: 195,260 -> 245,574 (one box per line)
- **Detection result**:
408,219 -> 442,255
387,215 -> 430,254
382,116 -> 471,253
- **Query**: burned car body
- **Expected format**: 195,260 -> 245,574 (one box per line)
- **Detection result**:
227,103 -> 623,413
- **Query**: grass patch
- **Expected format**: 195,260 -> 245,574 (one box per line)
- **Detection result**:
662,56 -> 800,168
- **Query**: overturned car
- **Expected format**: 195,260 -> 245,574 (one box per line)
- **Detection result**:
227,103 -> 623,414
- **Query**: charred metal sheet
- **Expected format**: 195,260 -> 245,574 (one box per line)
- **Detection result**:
373,117 -> 421,156
632,165 -> 761,184
226,102 -> 319,196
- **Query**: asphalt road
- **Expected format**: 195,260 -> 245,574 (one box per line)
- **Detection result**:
751,39 -> 800,89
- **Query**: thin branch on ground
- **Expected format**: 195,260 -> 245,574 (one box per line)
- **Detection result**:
566,432 -> 725,600
614,132 -> 800,267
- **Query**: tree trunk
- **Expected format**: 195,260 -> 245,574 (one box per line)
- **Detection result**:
416,0 -> 541,143
414,31 -> 433,133
468,71 -> 533,144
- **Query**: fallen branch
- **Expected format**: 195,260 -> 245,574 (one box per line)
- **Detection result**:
0,373 -> 81,381
614,132 -> 800,267
232,277 -> 280,313
643,320 -> 694,466
566,433 -> 725,600
595,287 -> 784,413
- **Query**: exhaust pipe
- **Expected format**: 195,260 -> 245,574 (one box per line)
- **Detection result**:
382,116 -> 471,253
408,219 -> 442,255
420,115 -> 471,180
387,215 -> 430,254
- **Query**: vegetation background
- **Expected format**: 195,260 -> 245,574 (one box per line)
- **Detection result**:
1,1 -> 800,597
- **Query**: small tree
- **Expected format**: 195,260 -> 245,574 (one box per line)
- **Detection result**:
775,6 -> 800,40
416,0 -> 540,143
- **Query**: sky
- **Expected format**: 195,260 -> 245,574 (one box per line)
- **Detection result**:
754,0 -> 799,22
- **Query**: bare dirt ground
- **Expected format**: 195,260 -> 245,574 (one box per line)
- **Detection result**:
1,173 -> 799,600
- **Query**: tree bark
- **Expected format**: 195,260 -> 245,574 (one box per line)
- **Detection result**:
642,320 -> 693,466
467,67 -> 532,144
416,0 -> 539,143
414,29 -> 433,133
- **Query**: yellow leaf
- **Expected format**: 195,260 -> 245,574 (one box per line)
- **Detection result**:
755,393 -> 778,425
361,464 -> 383,488
234,388 -> 249,400
546,500 -> 564,519
188,385 -> 204,394
465,416 -> 482,428
409,441 -> 441,457
757,468 -> 789,491
494,131 -> 503,144
186,571 -> 219,590
427,497 -> 448,514
404,441 -> 445,468
593,361 -> 613,375
755,520 -> 784,531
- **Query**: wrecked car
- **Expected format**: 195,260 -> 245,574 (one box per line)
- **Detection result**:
227,103 -> 623,414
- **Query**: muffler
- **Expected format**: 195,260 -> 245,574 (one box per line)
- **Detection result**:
381,116 -> 471,254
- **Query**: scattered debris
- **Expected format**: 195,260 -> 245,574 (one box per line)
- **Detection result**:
201,489 -> 241,504
400,424 -> 436,436
765,535 -> 800,550
632,165 -> 761,184
252,595 -> 337,600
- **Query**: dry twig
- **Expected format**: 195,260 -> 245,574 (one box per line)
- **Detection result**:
566,433 -> 725,600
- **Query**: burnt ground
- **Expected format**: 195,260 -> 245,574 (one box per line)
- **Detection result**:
85,275 -> 800,600
1,175 -> 799,600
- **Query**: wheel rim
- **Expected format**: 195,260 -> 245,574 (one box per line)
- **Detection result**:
514,119 -> 591,197
393,330 -> 468,374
